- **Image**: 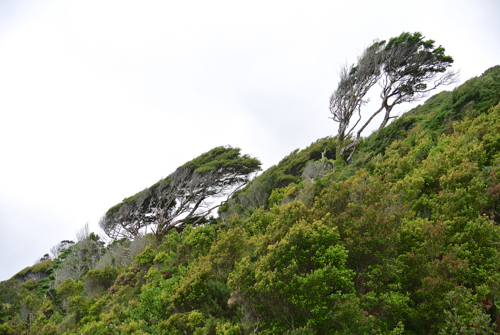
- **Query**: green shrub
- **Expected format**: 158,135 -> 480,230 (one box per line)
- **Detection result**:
83,266 -> 120,297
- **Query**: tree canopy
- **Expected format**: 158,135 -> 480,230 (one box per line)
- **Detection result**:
100,146 -> 261,241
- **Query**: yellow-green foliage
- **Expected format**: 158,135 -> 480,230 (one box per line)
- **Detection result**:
83,266 -> 119,297
15,260 -> 53,278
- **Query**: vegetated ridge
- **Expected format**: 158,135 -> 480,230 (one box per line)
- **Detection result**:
1,65 -> 500,334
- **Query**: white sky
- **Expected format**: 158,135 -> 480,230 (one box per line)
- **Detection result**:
0,0 -> 499,281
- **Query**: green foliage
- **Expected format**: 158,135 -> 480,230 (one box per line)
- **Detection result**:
2,65 -> 500,335
221,137 -> 336,218
83,266 -> 120,297
183,225 -> 216,259
133,271 -> 180,323
268,183 -> 298,207
157,310 -> 204,335
135,246 -> 156,266
438,287 -> 495,334
216,321 -> 240,335
184,145 -> 261,174
208,227 -> 248,276
229,202 -> 371,333
0,322 -> 14,335
340,64 -> 500,182
15,260 -> 54,285
21,279 -> 38,291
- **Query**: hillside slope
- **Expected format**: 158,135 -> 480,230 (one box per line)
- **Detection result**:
1,65 -> 500,335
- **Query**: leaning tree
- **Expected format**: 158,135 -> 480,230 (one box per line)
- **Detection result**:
100,146 -> 261,241
330,32 -> 458,162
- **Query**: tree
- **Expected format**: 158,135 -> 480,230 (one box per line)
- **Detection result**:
100,146 -> 261,241
329,41 -> 385,163
53,224 -> 104,285
330,32 -> 458,162
50,240 -> 75,260
228,203 -> 371,333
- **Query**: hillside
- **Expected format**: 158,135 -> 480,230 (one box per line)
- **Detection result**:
1,65 -> 500,335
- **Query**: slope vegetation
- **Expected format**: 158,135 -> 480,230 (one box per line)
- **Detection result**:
1,66 -> 500,335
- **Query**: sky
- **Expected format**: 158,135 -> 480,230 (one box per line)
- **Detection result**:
0,0 -> 499,281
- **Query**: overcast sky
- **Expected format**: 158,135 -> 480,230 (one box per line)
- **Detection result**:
0,0 -> 499,281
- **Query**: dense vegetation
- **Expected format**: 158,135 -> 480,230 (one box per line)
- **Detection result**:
1,65 -> 500,334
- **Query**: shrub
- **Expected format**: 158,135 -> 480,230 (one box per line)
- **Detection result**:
83,266 -> 119,297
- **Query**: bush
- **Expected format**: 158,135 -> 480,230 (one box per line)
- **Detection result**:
83,266 -> 119,297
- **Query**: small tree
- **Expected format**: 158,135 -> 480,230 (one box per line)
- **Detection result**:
100,146 -> 261,241
330,32 -> 458,162
53,224 -> 104,285
50,240 -> 74,260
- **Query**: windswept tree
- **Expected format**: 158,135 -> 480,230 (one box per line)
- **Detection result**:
329,40 -> 385,162
100,146 -> 261,241
330,32 -> 458,162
